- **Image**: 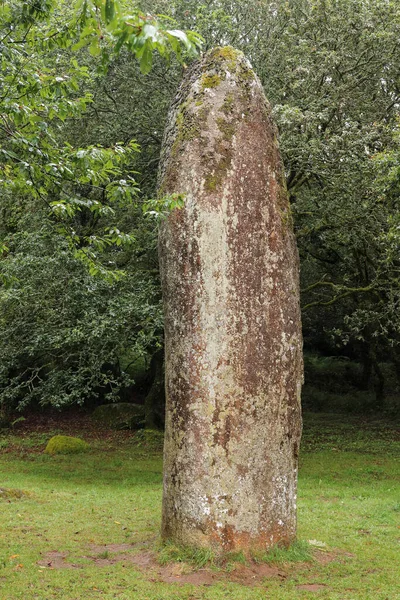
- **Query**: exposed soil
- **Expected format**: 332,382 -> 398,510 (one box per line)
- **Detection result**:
89,543 -> 135,553
296,584 -> 328,592
36,545 -> 344,588
37,551 -> 82,570
312,549 -> 339,565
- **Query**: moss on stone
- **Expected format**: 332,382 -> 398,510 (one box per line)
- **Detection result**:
237,62 -> 255,84
208,46 -> 243,71
214,46 -> 242,62
162,46 -> 256,197
201,73 -> 222,89
204,154 -> 232,192
216,117 -> 236,141
221,93 -> 235,115
44,435 -> 89,455
176,100 -> 201,142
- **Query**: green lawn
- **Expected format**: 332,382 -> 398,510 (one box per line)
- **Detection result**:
0,413 -> 399,599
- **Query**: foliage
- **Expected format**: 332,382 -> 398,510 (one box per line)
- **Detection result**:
139,0 -> 400,403
44,434 -> 89,454
0,217 -> 163,410
0,0 -> 200,412
71,0 -> 202,74
0,0 -> 200,272
2,0 -> 400,412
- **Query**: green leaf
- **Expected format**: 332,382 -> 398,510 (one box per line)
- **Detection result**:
105,0 -> 115,24
139,42 -> 153,75
89,39 -> 102,57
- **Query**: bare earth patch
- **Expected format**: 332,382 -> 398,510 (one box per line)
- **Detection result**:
296,584 -> 328,592
37,545 -> 344,587
312,549 -> 339,565
130,552 -> 285,586
37,551 -> 82,569
89,543 -> 135,553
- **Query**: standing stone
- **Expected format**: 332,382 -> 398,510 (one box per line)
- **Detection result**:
158,47 -> 303,554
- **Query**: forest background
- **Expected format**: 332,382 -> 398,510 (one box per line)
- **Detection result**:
1,0 -> 400,425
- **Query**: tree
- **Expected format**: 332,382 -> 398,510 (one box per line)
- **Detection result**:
0,215 -> 163,411
0,0 -> 200,416
0,0 -> 201,271
118,0 -> 400,404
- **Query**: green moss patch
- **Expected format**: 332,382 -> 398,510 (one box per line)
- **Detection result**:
44,435 -> 89,455
206,46 -> 244,72
216,116 -> 236,141
201,73 -> 223,89
205,154 -> 233,192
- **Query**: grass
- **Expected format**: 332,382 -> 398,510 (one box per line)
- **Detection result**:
0,412 -> 399,599
253,540 -> 313,565
158,542 -> 216,568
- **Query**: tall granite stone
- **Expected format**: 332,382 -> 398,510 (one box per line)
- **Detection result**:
158,47 -> 303,554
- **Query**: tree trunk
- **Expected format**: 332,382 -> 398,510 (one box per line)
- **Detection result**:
144,349 -> 165,429
371,349 -> 385,406
158,47 -> 303,555
360,342 -> 372,390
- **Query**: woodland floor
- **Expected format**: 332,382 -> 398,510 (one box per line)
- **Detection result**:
0,410 -> 399,599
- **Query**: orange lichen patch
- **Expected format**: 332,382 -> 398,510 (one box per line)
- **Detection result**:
207,523 -> 295,555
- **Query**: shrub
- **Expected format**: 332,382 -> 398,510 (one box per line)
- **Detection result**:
91,403 -> 145,429
44,435 -> 89,455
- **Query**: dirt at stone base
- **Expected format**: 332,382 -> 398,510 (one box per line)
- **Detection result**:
37,544 -> 344,588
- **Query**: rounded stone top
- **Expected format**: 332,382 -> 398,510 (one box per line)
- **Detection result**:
198,46 -> 256,91
158,46 -> 263,196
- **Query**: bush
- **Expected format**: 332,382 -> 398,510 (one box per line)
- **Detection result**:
44,435 -> 89,455
91,403 -> 145,429
302,385 -> 376,413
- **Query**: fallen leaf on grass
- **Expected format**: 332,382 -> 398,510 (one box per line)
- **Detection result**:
308,540 -> 327,548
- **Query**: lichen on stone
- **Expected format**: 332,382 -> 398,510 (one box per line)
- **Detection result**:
208,46 -> 243,70
216,117 -> 236,142
201,73 -> 223,89
204,154 -> 232,192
